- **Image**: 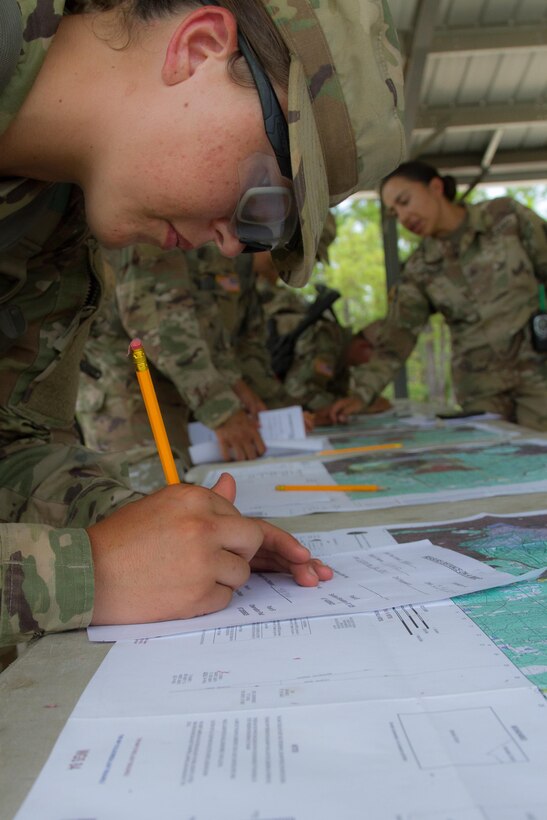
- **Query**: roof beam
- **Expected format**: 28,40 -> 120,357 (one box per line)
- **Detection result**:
415,101 -> 547,132
403,0 -> 438,144
416,148 -> 547,185
460,129 -> 504,199
399,24 -> 547,57
420,147 -> 547,170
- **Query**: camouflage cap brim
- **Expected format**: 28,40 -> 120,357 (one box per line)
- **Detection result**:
267,0 -> 405,287
272,57 -> 329,288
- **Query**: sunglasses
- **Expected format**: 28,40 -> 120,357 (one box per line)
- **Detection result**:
203,3 -> 298,252
235,29 -> 298,252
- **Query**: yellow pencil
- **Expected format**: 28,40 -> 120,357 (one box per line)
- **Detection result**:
129,338 -> 180,485
275,484 -> 384,492
319,443 -> 403,456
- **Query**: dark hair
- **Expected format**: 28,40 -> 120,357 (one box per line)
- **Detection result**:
68,1 -> 290,90
380,161 -> 458,202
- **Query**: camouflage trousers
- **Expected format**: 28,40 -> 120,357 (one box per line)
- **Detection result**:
453,336 -> 547,431
0,434 -> 143,528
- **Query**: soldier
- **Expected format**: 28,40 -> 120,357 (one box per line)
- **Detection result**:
77,243 -> 293,465
0,0 -> 405,644
327,161 -> 547,430
256,251 -> 391,423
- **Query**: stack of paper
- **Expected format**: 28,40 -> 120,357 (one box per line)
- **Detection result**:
188,405 -> 328,464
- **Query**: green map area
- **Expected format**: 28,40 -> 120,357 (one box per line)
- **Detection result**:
317,413 -> 427,437
389,512 -> 547,694
326,423 -> 503,450
325,440 -> 547,499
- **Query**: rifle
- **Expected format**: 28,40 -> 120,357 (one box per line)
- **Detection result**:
268,286 -> 341,379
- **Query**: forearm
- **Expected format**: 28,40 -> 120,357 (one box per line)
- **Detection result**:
192,385 -> 243,429
516,203 -> 547,283
351,351 -> 409,405
0,524 -> 94,645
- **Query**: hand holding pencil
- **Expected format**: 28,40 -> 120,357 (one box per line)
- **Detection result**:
86,338 -> 334,627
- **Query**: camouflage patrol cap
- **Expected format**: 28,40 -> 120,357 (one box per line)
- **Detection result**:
264,0 -> 405,287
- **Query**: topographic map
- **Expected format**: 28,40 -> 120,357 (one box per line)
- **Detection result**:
325,439 -> 547,499
388,511 -> 547,694
326,422 -> 508,450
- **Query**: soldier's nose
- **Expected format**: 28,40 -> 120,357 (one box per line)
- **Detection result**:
212,221 -> 245,258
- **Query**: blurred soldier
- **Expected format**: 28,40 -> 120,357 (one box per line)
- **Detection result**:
256,252 -> 391,423
77,244 -> 298,465
190,247 -> 293,416
327,162 -> 547,430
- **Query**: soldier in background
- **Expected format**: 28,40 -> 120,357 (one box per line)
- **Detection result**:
256,249 -> 392,424
327,161 -> 547,430
77,243 -> 299,466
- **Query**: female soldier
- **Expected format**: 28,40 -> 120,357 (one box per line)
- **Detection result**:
327,161 -> 547,430
0,0 -> 404,642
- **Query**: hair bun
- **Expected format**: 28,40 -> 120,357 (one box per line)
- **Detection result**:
442,175 -> 457,202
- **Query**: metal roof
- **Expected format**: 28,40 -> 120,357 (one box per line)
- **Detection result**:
390,0 -> 547,186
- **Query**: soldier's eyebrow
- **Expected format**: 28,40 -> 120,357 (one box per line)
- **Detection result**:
393,189 -> 410,205
385,188 -> 410,217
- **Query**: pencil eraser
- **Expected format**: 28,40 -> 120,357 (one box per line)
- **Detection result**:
129,338 -> 143,351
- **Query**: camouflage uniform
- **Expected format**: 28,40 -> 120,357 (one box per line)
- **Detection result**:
259,279 -> 354,410
77,244 -> 290,459
77,244 -> 238,462
353,198 -> 547,430
0,1 -> 141,646
193,251 -> 290,409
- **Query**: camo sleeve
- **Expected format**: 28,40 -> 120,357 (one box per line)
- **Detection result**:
351,260 -> 432,405
0,523 -> 94,645
235,277 -> 292,408
284,321 -> 346,409
113,247 -> 243,429
513,200 -> 547,284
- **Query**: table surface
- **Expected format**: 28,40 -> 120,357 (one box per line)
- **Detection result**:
1,418 -> 545,820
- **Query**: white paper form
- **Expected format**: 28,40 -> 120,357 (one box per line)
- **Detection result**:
189,406 -> 327,464
16,688 -> 547,820
77,603 -> 533,719
88,540 -> 544,642
292,510 -> 547,557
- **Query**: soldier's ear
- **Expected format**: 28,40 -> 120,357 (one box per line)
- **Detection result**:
162,6 -> 238,86
428,176 -> 445,200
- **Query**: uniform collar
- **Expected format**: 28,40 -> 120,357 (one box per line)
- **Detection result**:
421,202 -> 484,264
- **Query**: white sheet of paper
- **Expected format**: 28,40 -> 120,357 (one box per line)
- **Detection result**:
77,602 -> 534,719
203,454 -> 547,516
292,509 -> 547,557
16,688 -> 547,820
88,539 -> 542,642
189,406 -> 327,464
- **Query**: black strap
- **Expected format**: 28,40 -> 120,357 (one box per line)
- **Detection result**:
268,286 -> 341,378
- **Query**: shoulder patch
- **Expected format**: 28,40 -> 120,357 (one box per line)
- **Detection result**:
215,273 -> 241,293
314,358 -> 334,378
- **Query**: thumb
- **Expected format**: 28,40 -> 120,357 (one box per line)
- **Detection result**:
211,471 -> 237,504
